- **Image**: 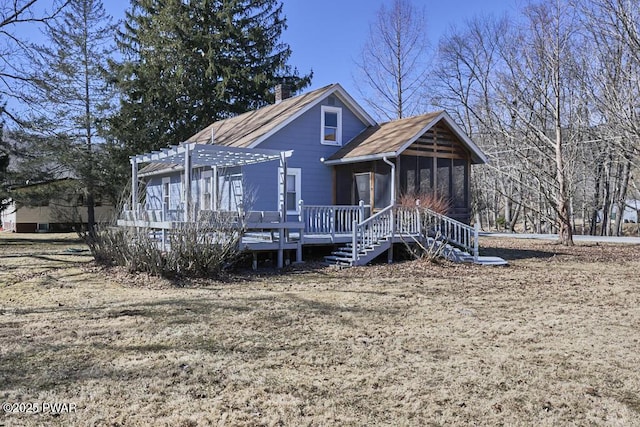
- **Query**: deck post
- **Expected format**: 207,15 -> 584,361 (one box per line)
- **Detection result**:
330,206 -> 336,241
296,200 -> 304,262
277,152 -> 287,269
213,166 -> 218,210
473,221 -> 480,261
277,204 -> 284,269
388,206 -> 395,263
358,200 -> 365,223
352,220 -> 358,264
131,158 -> 138,217
183,143 -> 191,221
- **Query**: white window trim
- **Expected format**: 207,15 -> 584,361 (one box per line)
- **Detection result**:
321,105 -> 342,146
279,167 -> 301,214
162,177 -> 171,210
201,170 -> 213,210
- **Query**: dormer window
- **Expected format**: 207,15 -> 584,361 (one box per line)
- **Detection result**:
321,105 -> 342,145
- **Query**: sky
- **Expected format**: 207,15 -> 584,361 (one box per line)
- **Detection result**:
274,0 -> 516,96
101,0 -> 517,106
7,0 -> 517,114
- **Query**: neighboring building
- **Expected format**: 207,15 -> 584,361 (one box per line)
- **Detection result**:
1,179 -> 116,232
597,199 -> 640,224
119,83 -> 490,267
613,200 -> 640,223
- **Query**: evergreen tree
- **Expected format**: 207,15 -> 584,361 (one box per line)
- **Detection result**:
20,0 -> 118,238
110,0 -> 311,153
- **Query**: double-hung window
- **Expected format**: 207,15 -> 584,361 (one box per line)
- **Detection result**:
162,177 -> 171,210
280,167 -> 301,214
321,106 -> 342,145
201,171 -> 212,210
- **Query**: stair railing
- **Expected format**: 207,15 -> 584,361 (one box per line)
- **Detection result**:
352,204 -> 395,263
412,206 -> 479,261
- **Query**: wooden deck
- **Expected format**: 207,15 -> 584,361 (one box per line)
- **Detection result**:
117,203 -> 481,268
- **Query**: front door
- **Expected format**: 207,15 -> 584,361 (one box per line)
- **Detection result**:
354,172 -> 371,206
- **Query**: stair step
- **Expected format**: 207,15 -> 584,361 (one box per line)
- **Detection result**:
474,256 -> 508,266
324,255 -> 354,264
332,251 -> 355,257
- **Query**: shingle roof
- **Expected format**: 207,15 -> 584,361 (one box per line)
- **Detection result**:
327,112 -> 443,161
326,111 -> 487,165
187,84 -> 338,148
138,83 -> 376,176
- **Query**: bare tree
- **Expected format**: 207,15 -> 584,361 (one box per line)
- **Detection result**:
353,0 -> 430,120
576,0 -> 640,235
433,1 -> 588,245
17,0 -> 117,239
0,0 -> 68,120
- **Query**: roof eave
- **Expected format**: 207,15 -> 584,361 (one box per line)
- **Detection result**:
331,84 -> 377,127
439,112 -> 489,164
391,111 -> 488,165
248,83 -> 378,149
323,152 -> 397,165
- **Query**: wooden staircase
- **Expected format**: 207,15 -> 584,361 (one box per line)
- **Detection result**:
325,237 -> 393,267
324,205 -> 505,267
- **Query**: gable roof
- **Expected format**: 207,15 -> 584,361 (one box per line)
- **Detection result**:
138,83 -> 376,176
324,111 -> 488,165
187,83 -> 376,149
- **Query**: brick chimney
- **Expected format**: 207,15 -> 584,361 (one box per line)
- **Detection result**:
275,84 -> 291,104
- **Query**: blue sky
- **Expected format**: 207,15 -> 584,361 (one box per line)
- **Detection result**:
10,0 -> 516,112
101,0 -> 516,104
277,0 -> 515,94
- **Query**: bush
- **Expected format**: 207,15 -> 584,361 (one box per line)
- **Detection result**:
397,191 -> 452,262
87,214 -> 246,279
397,191 -> 451,215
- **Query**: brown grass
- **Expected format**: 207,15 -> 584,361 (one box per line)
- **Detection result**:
1,233 -> 639,426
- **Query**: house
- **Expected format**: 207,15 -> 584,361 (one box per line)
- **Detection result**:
1,178 -> 116,232
613,200 -> 640,223
119,83 -> 490,267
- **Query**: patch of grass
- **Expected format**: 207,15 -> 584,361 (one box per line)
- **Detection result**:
0,234 -> 639,425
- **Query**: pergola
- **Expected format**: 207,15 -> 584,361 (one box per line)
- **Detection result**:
130,142 -> 293,220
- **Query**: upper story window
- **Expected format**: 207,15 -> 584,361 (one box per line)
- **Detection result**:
321,105 -> 342,146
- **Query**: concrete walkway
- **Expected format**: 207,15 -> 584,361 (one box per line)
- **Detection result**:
480,232 -> 640,245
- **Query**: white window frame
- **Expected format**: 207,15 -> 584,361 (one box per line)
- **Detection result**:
201,170 -> 213,210
279,167 -> 301,214
321,105 -> 342,146
162,177 -> 171,210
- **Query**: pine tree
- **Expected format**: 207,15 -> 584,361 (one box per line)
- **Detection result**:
20,0 -> 118,238
110,0 -> 311,153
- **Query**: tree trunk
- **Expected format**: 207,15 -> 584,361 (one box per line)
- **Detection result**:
555,118 -> 573,245
612,159 -> 631,236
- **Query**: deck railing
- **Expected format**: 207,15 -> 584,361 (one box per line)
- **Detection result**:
300,201 -> 369,238
120,203 -> 185,222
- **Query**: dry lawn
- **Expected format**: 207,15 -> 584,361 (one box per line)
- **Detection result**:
0,232 -> 639,426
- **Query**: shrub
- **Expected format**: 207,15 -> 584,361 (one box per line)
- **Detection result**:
397,191 -> 451,215
87,213 -> 246,279
397,191 -> 452,262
